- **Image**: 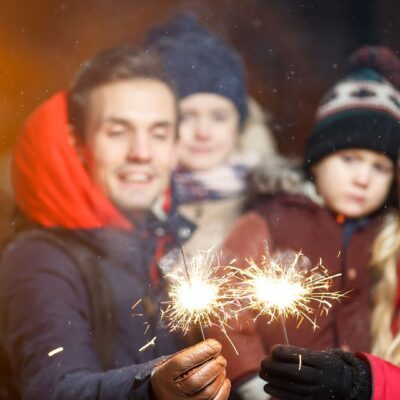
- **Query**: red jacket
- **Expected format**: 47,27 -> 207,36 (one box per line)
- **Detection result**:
359,353 -> 400,400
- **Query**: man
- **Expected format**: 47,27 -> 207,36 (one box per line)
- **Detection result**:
0,46 -> 230,399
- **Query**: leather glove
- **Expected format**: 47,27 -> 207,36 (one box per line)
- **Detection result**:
151,339 -> 231,400
259,345 -> 371,400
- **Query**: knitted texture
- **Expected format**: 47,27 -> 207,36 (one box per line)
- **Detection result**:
305,46 -> 400,167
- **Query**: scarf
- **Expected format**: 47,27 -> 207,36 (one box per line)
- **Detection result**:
173,152 -> 257,204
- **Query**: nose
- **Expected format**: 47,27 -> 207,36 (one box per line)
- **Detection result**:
195,119 -> 212,141
127,133 -> 151,163
353,165 -> 372,187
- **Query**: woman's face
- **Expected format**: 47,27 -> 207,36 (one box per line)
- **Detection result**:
178,93 -> 240,171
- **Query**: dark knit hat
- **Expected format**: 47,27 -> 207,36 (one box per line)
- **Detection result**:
143,13 -> 247,124
305,46 -> 400,167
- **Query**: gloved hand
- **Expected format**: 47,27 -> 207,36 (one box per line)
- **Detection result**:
151,339 -> 231,400
259,345 -> 371,400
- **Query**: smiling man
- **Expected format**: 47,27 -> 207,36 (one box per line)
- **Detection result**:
0,47 -> 230,400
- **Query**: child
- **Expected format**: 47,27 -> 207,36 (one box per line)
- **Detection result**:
261,131 -> 400,400
211,45 -> 400,399
143,14 -> 276,256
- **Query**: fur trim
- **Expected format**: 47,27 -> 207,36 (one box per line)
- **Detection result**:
250,155 -> 324,205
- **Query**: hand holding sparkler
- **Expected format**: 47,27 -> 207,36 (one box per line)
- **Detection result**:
260,345 -> 371,400
151,339 -> 231,400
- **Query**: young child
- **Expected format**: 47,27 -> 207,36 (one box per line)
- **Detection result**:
260,114 -> 400,400
210,46 -> 400,399
143,14 -> 276,257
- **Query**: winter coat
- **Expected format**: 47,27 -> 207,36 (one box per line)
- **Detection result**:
178,195 -> 245,257
0,217 -> 194,399
358,353 -> 400,399
208,159 -> 387,384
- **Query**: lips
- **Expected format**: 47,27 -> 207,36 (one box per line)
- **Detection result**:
347,194 -> 366,203
189,146 -> 213,154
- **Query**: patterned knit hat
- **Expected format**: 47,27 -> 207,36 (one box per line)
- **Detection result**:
305,46 -> 400,167
143,13 -> 247,124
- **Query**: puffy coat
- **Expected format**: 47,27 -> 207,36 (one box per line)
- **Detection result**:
209,191 -> 386,384
359,353 -> 400,399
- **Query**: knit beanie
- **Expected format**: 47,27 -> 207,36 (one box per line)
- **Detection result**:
143,13 -> 247,124
305,46 -> 400,167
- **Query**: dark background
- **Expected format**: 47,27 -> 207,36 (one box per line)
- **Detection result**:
1,0 -> 399,157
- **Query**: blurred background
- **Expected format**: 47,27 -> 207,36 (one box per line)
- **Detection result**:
0,0 -> 399,158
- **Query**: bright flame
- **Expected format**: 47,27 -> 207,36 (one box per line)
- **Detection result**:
254,276 -> 306,309
231,246 -> 345,330
174,277 -> 219,312
161,249 -> 236,338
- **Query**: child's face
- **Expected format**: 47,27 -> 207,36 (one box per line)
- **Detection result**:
178,93 -> 240,171
312,149 -> 394,218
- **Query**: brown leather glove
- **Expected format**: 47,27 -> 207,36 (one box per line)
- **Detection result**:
151,339 -> 231,400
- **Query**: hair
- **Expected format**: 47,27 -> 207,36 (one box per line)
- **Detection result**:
68,45 -> 177,139
370,210 -> 400,365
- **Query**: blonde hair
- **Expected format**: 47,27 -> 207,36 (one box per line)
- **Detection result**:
370,211 -> 400,364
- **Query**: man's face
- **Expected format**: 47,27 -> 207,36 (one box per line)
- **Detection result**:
312,149 -> 394,218
82,79 -> 177,215
178,93 -> 240,171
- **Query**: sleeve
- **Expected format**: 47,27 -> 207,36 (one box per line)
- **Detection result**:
0,238 -> 160,400
206,212 -> 271,385
358,352 -> 400,400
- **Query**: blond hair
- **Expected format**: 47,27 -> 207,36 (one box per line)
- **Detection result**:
370,211 -> 400,364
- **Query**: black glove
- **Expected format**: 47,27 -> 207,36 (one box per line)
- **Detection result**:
260,345 -> 371,400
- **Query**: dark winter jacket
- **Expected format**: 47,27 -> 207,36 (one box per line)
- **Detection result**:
209,193 -> 386,384
0,214 -> 195,399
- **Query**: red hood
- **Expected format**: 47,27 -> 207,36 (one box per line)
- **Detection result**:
13,92 -> 132,229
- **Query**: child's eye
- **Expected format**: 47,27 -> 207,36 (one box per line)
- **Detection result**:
212,111 -> 229,122
374,163 -> 393,174
341,155 -> 356,163
180,112 -> 196,123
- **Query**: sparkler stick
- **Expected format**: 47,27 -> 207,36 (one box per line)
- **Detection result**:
280,315 -> 290,344
179,247 -> 206,340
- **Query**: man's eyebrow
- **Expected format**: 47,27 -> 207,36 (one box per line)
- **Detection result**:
150,121 -> 174,129
99,117 -> 131,127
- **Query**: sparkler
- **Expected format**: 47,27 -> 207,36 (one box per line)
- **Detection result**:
231,242 -> 345,342
161,247 -> 238,351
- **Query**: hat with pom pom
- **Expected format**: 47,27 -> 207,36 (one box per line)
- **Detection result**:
142,13 -> 247,124
305,46 -> 400,166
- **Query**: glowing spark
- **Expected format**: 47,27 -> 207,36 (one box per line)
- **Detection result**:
231,244 -> 345,330
48,347 -> 64,357
131,298 -> 142,310
161,248 -> 237,351
131,298 -> 144,317
139,336 -> 157,352
298,354 -> 302,371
